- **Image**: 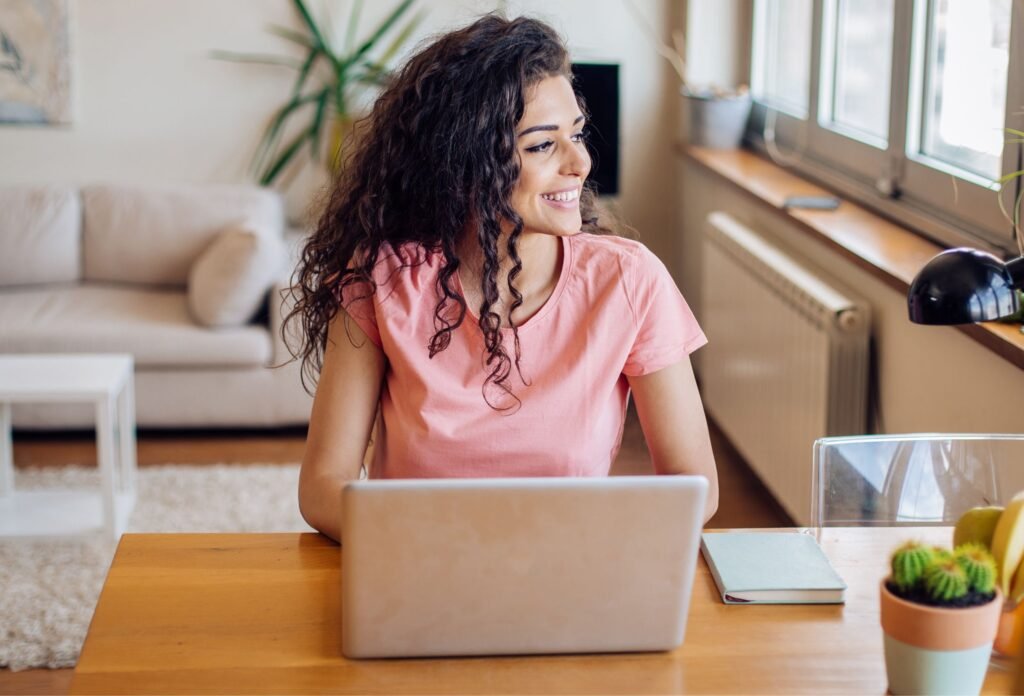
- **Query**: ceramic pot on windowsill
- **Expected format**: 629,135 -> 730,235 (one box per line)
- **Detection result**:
679,85 -> 752,150
880,581 -> 1002,696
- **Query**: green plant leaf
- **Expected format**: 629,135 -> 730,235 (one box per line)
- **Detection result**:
252,90 -> 326,178
344,0 -> 364,54
208,50 -> 303,69
999,170 -> 1024,185
266,23 -> 316,49
1005,128 -> 1024,138
375,9 -> 425,66
345,0 -> 415,68
290,48 -> 319,99
308,90 -> 331,161
260,126 -> 315,186
352,67 -> 389,87
292,0 -> 341,68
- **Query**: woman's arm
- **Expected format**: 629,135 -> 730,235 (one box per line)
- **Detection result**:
627,357 -> 719,523
299,308 -> 387,543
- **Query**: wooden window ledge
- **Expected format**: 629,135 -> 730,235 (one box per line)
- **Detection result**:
681,144 -> 1024,371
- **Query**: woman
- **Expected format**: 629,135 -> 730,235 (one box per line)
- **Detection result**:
286,15 -> 718,543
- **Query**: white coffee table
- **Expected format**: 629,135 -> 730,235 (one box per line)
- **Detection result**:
0,354 -> 137,542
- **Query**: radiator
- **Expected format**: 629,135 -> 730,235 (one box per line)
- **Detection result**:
701,212 -> 870,524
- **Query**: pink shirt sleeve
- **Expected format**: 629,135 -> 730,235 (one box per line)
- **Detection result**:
340,277 -> 383,349
622,245 -> 707,377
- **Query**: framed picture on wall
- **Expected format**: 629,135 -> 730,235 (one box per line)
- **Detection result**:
0,0 -> 71,125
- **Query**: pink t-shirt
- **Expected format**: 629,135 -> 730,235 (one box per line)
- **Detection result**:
341,232 -> 707,479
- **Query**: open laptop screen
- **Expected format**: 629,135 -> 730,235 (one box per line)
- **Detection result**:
341,475 -> 707,658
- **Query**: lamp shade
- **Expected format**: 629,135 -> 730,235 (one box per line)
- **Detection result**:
907,248 -> 1021,324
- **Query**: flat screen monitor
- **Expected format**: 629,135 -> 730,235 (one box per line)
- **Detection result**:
571,62 -> 620,197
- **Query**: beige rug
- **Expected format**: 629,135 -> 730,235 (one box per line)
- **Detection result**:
0,464 -> 312,671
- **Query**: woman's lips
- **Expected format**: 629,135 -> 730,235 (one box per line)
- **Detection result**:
540,188 -> 580,209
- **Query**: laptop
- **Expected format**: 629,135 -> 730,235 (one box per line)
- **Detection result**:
341,475 -> 708,658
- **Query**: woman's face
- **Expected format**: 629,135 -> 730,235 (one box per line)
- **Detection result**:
509,75 -> 591,238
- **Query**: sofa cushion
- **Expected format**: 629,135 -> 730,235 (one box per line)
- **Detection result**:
82,184 -> 284,286
188,226 -> 285,327
0,284 -> 272,367
0,185 -> 80,287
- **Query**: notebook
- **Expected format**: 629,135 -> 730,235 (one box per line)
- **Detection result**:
341,475 -> 708,658
700,532 -> 846,604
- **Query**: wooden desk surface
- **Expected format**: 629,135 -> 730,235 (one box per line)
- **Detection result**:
71,528 -> 1017,694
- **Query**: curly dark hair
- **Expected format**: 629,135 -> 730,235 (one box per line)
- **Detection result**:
284,14 -> 609,411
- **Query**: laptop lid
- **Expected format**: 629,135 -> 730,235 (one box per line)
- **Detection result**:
341,475 -> 708,658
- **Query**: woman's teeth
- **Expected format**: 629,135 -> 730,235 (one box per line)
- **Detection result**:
541,189 -> 579,202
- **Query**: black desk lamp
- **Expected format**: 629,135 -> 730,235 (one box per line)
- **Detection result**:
908,248 -> 1024,324
908,139 -> 1024,324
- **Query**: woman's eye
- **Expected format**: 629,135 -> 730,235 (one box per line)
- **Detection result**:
571,130 -> 586,143
526,141 -> 554,153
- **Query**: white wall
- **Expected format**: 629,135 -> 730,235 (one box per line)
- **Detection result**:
683,0 -> 750,90
0,0 -> 681,273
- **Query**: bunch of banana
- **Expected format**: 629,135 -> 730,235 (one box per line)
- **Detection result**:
955,494 -> 1024,602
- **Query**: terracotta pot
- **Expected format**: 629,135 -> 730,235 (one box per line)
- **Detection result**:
879,581 -> 1002,696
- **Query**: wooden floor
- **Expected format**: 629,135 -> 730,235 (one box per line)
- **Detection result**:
0,408 -> 790,695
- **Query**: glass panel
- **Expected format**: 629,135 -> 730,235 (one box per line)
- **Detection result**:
921,0 -> 1011,181
755,0 -> 813,116
813,435 -> 1024,527
828,0 -> 894,142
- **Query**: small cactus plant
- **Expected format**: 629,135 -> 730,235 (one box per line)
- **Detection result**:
955,542 -> 997,595
888,540 -> 998,608
891,541 -> 933,591
923,559 -> 968,602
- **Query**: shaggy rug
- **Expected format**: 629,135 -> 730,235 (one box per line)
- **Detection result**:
0,464 -> 312,671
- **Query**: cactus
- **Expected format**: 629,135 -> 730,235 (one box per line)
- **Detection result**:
891,541 -> 934,591
889,540 -> 997,607
923,559 -> 969,602
954,543 -> 997,594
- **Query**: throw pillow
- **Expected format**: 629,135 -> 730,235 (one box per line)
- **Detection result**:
187,226 -> 284,328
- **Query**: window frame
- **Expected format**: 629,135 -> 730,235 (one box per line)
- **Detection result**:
808,0 -> 893,184
748,0 -> 1024,256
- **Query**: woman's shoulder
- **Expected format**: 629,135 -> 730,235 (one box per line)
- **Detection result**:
366,240 -> 445,287
569,232 -> 662,275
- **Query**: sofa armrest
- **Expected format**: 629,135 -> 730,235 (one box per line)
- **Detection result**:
270,229 -> 309,366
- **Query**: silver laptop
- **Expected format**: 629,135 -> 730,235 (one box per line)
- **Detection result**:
341,475 -> 708,658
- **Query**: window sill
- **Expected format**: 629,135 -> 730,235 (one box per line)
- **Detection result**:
680,144 -> 1024,371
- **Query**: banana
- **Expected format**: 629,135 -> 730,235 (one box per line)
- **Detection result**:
990,492 -> 1024,595
1011,557 -> 1024,604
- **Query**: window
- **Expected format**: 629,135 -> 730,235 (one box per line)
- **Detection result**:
752,0 -> 813,116
822,0 -> 894,145
751,0 -> 1024,253
918,0 -> 1010,181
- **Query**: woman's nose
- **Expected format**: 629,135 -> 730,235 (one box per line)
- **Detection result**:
560,143 -> 590,178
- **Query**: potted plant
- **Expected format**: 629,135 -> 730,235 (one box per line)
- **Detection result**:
212,0 -> 423,187
880,541 -> 1002,696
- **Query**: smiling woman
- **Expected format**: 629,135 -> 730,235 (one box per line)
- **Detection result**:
284,14 -> 718,543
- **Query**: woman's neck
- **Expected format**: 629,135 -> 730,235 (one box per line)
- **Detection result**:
457,231 -> 562,308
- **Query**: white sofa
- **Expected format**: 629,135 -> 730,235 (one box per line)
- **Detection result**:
0,183 -> 312,429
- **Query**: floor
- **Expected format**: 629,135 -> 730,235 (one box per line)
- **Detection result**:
0,408 -> 791,695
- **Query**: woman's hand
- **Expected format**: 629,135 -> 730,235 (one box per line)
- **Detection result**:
299,308 -> 387,542
627,357 -> 719,524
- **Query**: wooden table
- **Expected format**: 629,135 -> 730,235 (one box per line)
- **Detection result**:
71,528 -> 1018,694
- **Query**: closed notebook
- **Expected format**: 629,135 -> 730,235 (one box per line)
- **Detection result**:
700,532 -> 847,604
